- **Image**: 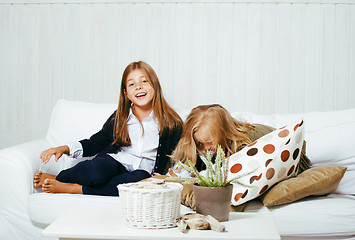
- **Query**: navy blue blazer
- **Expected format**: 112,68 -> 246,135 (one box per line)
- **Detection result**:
79,111 -> 182,175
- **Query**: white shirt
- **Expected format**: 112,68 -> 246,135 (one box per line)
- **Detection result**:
68,110 -> 160,175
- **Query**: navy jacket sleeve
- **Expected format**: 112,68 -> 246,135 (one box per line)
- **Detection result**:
79,111 -> 116,157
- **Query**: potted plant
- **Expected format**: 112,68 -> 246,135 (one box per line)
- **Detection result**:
168,146 -> 256,222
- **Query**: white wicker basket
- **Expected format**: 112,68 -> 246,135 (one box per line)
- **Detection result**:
117,182 -> 183,229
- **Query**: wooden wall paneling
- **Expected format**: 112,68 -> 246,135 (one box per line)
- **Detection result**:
76,4 -> 92,103
351,4 -> 355,108
202,3 -> 218,106
158,3 -> 175,106
245,3 -> 262,113
90,4 -> 106,103
173,3 -> 190,109
0,5 -> 12,147
320,4 -> 336,111
189,3 -> 205,109
231,3 -> 248,113
289,3 -> 306,113
334,4 -> 351,110
275,3 -> 291,114
260,3 -> 277,114
146,3 -> 163,78
216,3 -> 233,111
304,4 -> 322,113
103,4 -> 120,104
37,4 -> 53,138
11,5 -> 26,145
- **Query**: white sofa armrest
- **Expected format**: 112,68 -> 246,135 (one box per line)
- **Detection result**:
0,139 -> 50,240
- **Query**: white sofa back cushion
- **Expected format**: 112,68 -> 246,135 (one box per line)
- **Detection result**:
46,99 -> 355,195
46,99 -> 117,146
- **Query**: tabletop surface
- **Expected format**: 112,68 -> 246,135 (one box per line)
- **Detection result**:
42,207 -> 280,240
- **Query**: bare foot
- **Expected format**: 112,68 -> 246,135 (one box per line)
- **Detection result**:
33,171 -> 56,188
42,179 -> 83,194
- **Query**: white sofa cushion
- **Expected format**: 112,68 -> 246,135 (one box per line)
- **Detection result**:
29,193 -> 122,227
46,99 -> 117,146
245,194 -> 355,238
45,99 -> 116,170
29,193 -> 194,227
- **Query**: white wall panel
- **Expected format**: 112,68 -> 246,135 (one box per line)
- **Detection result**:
245,3 -> 262,113
320,4 -> 336,112
231,3 -> 248,112
202,3 -> 219,106
260,3 -> 277,114
275,3 -> 291,113
1,1 -> 355,149
335,4 -> 351,110
189,3 -> 205,108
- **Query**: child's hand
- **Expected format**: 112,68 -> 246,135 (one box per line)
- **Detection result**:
40,145 -> 69,164
168,168 -> 178,177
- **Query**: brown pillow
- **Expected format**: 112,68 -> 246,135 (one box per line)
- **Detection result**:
261,165 -> 347,207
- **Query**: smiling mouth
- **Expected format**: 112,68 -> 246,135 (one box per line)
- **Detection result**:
135,93 -> 147,98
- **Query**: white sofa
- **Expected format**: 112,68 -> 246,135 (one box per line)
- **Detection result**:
1,99 -> 355,240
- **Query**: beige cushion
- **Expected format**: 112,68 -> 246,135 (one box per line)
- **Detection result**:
261,165 -> 347,207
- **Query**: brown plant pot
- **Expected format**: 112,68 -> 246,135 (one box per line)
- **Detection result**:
193,184 -> 233,222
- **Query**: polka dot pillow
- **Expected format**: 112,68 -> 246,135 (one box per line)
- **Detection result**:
227,119 -> 304,206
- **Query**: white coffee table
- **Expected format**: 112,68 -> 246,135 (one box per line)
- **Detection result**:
42,207 -> 280,240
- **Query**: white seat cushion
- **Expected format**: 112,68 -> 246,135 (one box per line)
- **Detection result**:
245,194 -> 355,238
29,193 -> 122,227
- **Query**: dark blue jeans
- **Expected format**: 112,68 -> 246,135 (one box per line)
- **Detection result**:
56,153 -> 151,196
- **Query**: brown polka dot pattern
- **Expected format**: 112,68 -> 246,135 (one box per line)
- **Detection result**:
227,119 -> 305,206
293,148 -> 300,160
250,175 -> 258,184
281,150 -> 290,162
248,141 -> 257,147
266,168 -> 275,180
230,163 -> 242,173
234,193 -> 243,202
242,189 -> 248,198
247,148 -> 258,156
259,185 -> 269,195
263,144 -> 275,154
265,159 -> 273,167
287,165 -> 295,176
278,129 -> 289,138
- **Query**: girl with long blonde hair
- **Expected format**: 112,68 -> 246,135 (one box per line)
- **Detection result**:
33,61 -> 183,196
170,104 -> 310,176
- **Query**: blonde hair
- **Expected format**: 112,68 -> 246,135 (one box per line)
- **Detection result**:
113,61 -> 183,147
170,104 -> 254,165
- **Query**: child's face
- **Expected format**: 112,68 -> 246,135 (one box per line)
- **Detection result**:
125,69 -> 155,111
194,127 -> 218,153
